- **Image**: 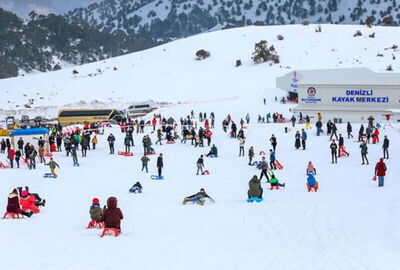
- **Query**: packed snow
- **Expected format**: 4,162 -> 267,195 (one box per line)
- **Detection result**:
0,25 -> 399,270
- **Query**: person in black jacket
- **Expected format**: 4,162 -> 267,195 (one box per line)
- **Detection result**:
157,153 -> 163,177
270,134 -> 277,152
358,124 -> 364,142
196,155 -> 204,175
338,134 -> 349,157
206,145 -> 218,157
330,140 -> 338,164
231,122 -> 237,138
330,123 -> 338,141
294,131 -> 301,149
316,120 -> 322,136
347,122 -> 353,138
107,133 -> 115,154
382,135 -> 389,159
17,137 -> 24,155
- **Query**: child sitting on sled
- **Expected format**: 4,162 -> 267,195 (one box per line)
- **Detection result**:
129,182 -> 143,193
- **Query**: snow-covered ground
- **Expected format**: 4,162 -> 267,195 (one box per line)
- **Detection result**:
0,24 -> 399,120
0,24 -> 399,269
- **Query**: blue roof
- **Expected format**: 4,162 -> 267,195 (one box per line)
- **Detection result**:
10,128 -> 49,136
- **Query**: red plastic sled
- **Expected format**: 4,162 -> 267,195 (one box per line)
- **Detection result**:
3,212 -> 22,219
202,170 -> 210,175
118,151 -> 133,156
259,151 -> 266,156
275,160 -> 283,170
145,151 -> 155,155
101,228 -> 119,238
372,175 -> 377,181
270,185 -> 279,190
242,126 -> 248,129
87,221 -> 105,229
307,181 -> 319,192
339,146 -> 348,157
0,162 -> 10,169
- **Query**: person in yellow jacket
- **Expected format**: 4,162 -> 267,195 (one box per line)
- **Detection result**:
91,135 -> 98,150
317,112 -> 322,121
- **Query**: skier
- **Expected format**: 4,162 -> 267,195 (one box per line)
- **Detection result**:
107,133 -> 116,154
360,141 -> 369,165
248,146 -> 254,166
6,189 -> 33,218
141,153 -> 150,173
157,153 -> 163,177
382,135 -> 389,159
306,161 -> 316,175
196,155 -> 204,175
101,197 -> 123,232
270,134 -> 277,152
330,140 -> 338,164
294,131 -> 301,149
248,176 -> 263,199
45,157 -> 60,178
89,198 -> 103,222
347,122 -> 353,139
301,129 -> 307,150
374,158 -> 387,187
183,188 -> 215,205
238,135 -> 245,157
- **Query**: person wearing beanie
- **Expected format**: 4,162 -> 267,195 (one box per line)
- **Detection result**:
6,189 -> 33,217
89,198 -> 103,222
20,189 -> 40,214
17,186 -> 46,207
45,157 -> 60,178
101,197 -> 123,232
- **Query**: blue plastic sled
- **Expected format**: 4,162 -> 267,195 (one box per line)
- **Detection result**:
43,173 -> 55,178
247,197 -> 263,203
73,162 -> 80,167
151,175 -> 164,180
251,161 -> 259,166
129,187 -> 142,193
209,154 -> 218,158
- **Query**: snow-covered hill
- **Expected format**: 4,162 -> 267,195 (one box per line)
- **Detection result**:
0,24 -> 399,119
66,0 -> 400,40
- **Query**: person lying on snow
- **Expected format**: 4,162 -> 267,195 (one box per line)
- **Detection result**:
268,170 -> 286,188
101,197 -> 123,232
90,198 -> 103,222
129,182 -> 143,193
6,189 -> 33,217
183,188 -> 215,205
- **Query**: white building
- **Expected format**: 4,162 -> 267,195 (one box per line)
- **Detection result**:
276,67 -> 400,123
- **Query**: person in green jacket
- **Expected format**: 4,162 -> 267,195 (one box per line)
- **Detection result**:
268,170 -> 285,189
89,198 -> 103,222
141,153 -> 150,173
248,175 -> 263,199
360,140 -> 369,165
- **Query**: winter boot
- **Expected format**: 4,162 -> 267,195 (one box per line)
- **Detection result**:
182,198 -> 187,205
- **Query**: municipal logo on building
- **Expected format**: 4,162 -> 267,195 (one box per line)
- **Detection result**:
307,87 -> 316,97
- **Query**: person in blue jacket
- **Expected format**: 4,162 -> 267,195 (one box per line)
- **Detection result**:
269,149 -> 276,170
306,173 -> 318,192
301,129 -> 307,150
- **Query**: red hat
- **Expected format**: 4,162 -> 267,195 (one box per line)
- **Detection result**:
92,198 -> 99,204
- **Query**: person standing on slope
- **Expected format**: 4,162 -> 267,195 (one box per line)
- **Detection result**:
301,129 -> 307,150
347,122 -> 353,139
248,146 -> 254,166
238,135 -> 245,157
374,158 -> 387,187
382,135 -> 389,159
196,155 -> 204,175
360,141 -> 369,165
107,133 -> 116,154
330,140 -> 338,164
157,153 -> 164,177
294,131 -> 301,149
270,134 -> 277,152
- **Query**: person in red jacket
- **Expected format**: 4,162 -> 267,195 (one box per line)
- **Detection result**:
152,117 -> 157,131
20,190 -> 40,214
6,189 -> 32,217
374,158 -> 387,187
8,148 -> 15,169
101,197 -> 123,232
204,119 -> 209,129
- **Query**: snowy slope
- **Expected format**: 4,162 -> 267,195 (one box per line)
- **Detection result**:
0,24 -> 399,270
0,24 -> 399,120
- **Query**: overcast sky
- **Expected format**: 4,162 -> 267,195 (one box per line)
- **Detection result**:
0,0 -> 102,18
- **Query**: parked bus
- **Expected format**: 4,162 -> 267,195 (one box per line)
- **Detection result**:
58,109 -> 124,125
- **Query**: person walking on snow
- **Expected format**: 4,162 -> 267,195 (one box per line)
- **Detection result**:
248,146 -> 254,165
141,153 -> 150,173
257,156 -> 269,181
124,134 -> 131,153
382,135 -> 389,159
330,140 -> 338,164
91,135 -> 97,150
270,134 -> 277,152
45,157 -> 60,178
347,122 -> 353,139
196,155 -> 204,175
157,153 -> 163,177
360,141 -> 369,165
374,158 -> 387,187
156,128 -> 163,145
301,129 -> 307,150
330,123 -> 338,141
269,149 -> 276,170
238,135 -> 245,157
107,133 -> 115,154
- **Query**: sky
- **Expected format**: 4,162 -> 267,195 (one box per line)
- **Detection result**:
0,0 -> 102,18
